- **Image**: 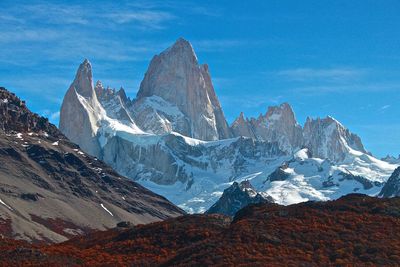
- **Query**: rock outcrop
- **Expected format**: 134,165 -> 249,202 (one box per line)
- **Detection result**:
206,180 -> 273,216
379,167 -> 400,197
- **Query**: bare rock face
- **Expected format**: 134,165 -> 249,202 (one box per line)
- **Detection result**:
133,38 -> 231,141
379,167 -> 400,197
95,81 -> 134,125
303,116 -> 367,162
59,59 -> 104,157
206,180 -> 273,216
231,112 -> 256,139
231,103 -> 303,153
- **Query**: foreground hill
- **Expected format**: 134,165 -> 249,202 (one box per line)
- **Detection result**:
0,87 -> 184,243
1,194 -> 400,266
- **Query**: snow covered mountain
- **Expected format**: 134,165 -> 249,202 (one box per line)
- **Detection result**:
381,155 -> 400,164
59,38 -> 399,213
231,103 -> 303,153
303,116 -> 368,162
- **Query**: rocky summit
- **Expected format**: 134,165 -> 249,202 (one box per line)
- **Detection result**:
134,38 -> 231,140
206,180 -> 273,216
58,38 -> 398,214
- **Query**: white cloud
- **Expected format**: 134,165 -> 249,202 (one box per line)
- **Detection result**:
379,105 -> 391,113
106,11 -> 175,28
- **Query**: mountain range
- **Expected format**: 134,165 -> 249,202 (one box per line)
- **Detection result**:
59,38 -> 399,213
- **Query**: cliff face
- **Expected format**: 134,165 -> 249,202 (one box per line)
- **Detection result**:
59,59 -> 104,157
134,38 -> 231,140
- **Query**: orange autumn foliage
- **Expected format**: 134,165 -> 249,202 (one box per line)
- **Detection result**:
1,194 -> 400,266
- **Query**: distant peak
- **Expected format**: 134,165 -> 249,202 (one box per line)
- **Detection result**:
71,59 -> 94,99
161,37 -> 197,62
95,80 -> 103,88
266,102 -> 293,114
174,37 -> 191,46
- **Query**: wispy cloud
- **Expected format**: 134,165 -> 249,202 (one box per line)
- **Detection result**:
22,4 -> 90,25
1,2 -> 177,30
276,67 -> 367,82
0,29 -> 61,43
379,104 -> 391,113
106,11 -> 175,29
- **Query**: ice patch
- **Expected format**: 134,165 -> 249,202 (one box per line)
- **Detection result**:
100,203 -> 113,216
0,198 -> 13,211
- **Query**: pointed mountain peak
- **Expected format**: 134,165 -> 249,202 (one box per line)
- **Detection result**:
236,111 -> 246,121
264,102 -> 298,126
231,112 -> 246,126
303,115 -> 367,162
160,37 -> 198,63
306,116 -> 344,129
135,38 -> 231,141
95,80 -> 103,88
72,59 -> 94,99
117,87 -> 128,103
266,102 -> 294,115
171,37 -> 193,50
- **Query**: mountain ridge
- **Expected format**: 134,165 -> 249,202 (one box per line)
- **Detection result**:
0,87 -> 184,243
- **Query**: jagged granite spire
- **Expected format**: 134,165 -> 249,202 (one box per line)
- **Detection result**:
231,103 -> 303,153
231,112 -> 256,140
59,59 -> 103,157
134,37 -> 232,140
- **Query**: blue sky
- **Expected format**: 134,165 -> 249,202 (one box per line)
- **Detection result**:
1,0 -> 400,158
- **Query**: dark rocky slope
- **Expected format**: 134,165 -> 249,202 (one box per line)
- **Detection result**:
0,87 -> 184,243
